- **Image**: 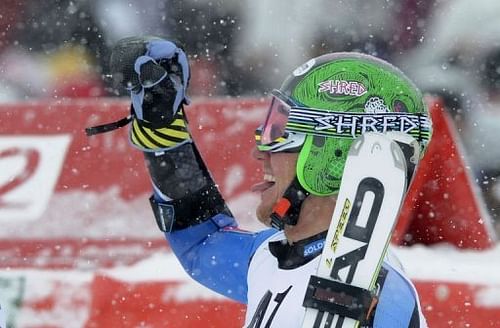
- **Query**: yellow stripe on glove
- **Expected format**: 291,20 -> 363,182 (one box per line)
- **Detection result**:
130,109 -> 191,151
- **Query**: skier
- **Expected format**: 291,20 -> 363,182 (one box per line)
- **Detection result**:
89,36 -> 430,327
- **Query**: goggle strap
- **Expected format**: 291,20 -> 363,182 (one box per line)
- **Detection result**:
417,112 -> 424,144
287,109 -> 431,145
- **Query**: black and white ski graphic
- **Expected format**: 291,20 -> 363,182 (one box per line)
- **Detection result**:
301,132 -> 416,328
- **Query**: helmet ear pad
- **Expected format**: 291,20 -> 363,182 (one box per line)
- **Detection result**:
296,134 -> 353,196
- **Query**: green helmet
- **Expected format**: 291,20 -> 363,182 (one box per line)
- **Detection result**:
257,52 -> 432,197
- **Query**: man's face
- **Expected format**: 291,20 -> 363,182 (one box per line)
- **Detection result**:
251,148 -> 299,225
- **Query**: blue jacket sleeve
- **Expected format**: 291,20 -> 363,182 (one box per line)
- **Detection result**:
166,213 -> 276,304
374,263 -> 425,327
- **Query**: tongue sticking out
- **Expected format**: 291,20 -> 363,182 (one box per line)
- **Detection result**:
251,181 -> 275,192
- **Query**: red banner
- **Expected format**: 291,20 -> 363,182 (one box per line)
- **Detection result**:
0,98 -> 498,327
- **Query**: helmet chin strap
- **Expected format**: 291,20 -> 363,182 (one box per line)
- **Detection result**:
270,176 -> 310,230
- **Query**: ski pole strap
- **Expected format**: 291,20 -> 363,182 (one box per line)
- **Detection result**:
85,115 -> 133,136
149,183 -> 230,233
303,275 -> 378,325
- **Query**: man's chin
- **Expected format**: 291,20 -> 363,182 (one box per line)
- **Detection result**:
256,206 -> 272,226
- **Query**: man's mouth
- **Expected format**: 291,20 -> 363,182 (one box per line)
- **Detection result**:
251,174 -> 276,192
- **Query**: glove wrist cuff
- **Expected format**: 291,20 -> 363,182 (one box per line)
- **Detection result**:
149,182 -> 230,232
130,108 -> 192,152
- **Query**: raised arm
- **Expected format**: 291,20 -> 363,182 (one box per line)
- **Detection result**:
87,36 -> 275,303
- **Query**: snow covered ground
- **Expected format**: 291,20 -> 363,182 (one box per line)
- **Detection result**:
395,243 -> 500,288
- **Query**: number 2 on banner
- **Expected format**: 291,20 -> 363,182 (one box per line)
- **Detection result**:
0,148 -> 39,208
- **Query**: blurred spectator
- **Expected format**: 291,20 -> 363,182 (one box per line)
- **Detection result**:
0,0 -> 177,101
165,0 -> 243,96
234,0 -> 395,93
1,0 -> 439,100
0,0 -> 23,53
0,0 -> 108,100
0,0 -> 246,99
232,0 -> 437,95
0,0 -> 25,101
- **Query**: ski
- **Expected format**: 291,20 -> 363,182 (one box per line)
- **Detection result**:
301,132 -> 419,328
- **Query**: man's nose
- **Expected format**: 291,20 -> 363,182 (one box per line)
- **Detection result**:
252,147 -> 270,161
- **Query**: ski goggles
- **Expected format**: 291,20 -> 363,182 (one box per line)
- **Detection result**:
255,89 -> 432,152
254,90 -> 307,152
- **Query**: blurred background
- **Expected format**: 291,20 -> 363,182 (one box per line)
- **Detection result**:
1,0 -> 500,327
1,0 -> 500,230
